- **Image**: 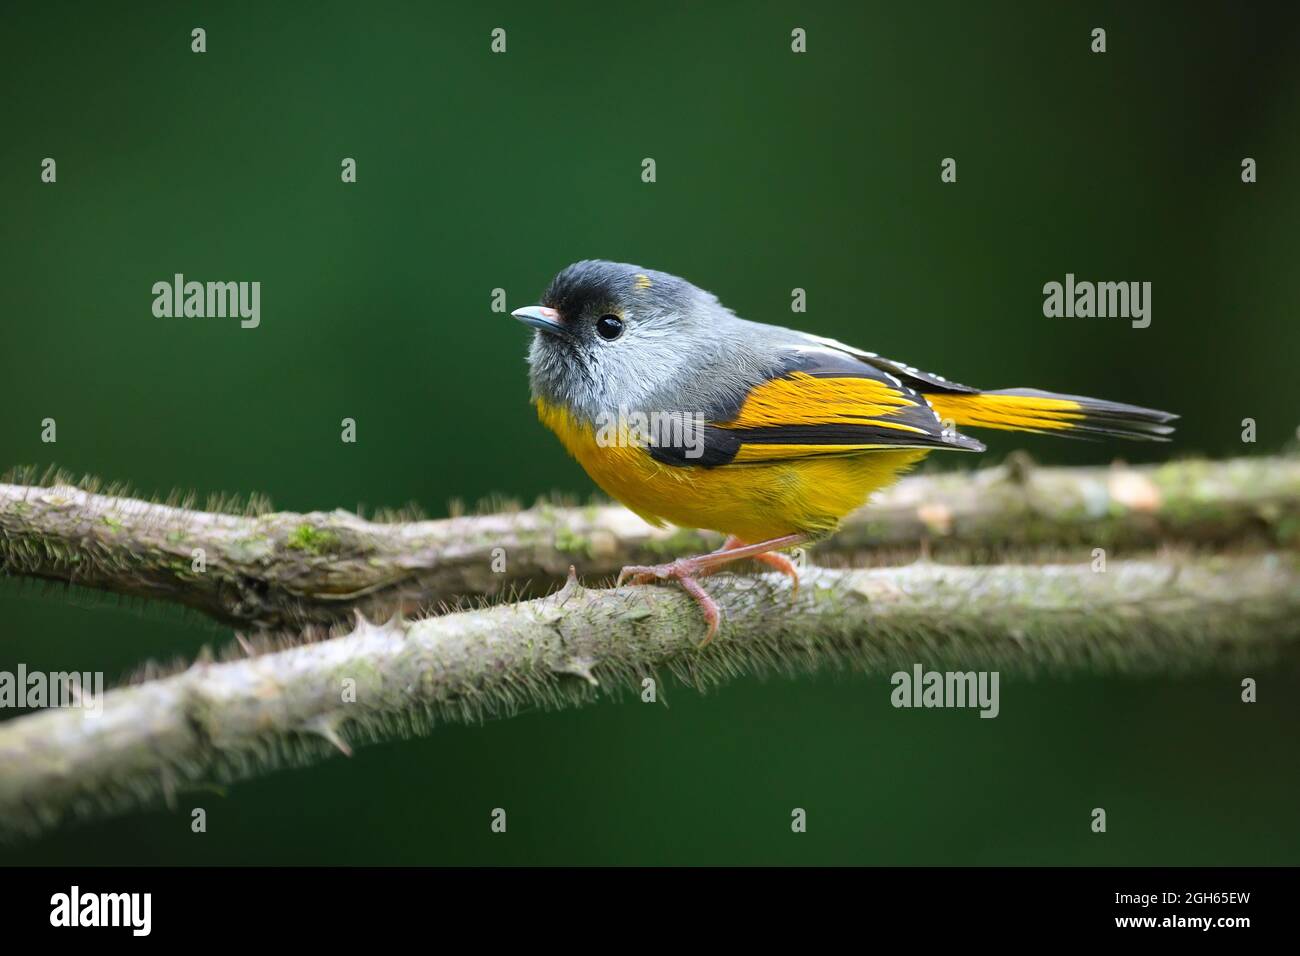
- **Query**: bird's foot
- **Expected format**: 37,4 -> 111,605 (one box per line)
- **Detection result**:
616,558 -> 722,646
616,533 -> 809,647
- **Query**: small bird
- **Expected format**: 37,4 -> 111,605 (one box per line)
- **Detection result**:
512,260 -> 1176,644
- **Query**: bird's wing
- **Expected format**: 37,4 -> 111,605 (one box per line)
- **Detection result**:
798,332 -> 981,394
803,332 -> 1177,441
648,342 -> 984,468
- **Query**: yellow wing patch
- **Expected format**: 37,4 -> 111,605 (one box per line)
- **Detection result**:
731,443 -> 908,462
718,372 -> 927,434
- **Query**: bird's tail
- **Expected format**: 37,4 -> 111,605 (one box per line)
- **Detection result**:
925,388 -> 1177,442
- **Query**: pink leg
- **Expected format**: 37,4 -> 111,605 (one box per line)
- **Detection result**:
617,533 -> 809,647
720,536 -> 802,596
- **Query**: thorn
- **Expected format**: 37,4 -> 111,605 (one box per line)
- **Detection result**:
304,715 -> 353,757
351,608 -> 384,639
384,605 -> 408,631
234,632 -> 255,657
555,655 -> 599,687
555,565 -> 583,603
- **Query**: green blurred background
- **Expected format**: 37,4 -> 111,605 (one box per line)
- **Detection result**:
2,0 -> 1298,864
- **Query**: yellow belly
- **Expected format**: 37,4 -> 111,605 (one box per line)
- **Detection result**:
536,400 -> 927,542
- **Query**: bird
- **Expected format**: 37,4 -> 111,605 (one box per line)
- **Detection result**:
511,260 -> 1176,645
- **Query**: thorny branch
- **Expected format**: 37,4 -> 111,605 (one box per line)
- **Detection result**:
1,552 -> 1297,838
1,455 -> 1296,632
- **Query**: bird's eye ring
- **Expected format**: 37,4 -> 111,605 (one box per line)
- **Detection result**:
596,314 -> 624,341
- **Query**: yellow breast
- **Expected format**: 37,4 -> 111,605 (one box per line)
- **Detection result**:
535,399 -> 927,543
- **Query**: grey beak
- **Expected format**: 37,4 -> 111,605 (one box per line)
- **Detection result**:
511,305 -> 566,335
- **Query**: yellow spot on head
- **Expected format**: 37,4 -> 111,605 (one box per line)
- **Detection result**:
633,274 -> 652,291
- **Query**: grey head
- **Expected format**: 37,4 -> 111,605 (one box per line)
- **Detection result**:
513,260 -> 784,423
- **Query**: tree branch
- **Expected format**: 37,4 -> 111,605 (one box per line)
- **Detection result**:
2,455 -> 1296,632
1,552 -> 1296,838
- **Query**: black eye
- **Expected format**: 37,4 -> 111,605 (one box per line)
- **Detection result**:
596,314 -> 624,340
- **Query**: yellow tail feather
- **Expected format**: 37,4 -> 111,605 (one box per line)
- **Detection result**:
927,388 -> 1176,442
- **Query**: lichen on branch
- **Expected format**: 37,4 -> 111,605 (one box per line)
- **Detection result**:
1,552 -> 1297,839
2,455 -> 1295,632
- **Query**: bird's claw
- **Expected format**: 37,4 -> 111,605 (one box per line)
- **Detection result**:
615,559 -> 721,646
